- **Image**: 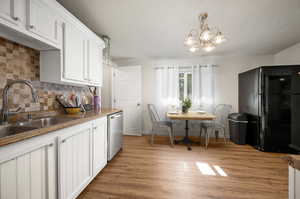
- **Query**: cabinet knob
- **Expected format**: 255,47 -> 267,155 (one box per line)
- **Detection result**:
48,143 -> 54,147
29,25 -> 35,29
61,139 -> 66,143
93,126 -> 98,130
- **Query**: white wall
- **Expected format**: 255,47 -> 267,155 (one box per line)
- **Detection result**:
274,42 -> 300,65
116,55 -> 274,135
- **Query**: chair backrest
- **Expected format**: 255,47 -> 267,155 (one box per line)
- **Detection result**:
214,104 -> 232,127
147,104 -> 161,124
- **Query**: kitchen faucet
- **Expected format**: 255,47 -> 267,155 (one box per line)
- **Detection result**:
0,80 -> 38,125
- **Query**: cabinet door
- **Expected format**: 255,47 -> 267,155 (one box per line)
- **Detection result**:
0,0 -> 21,26
58,124 -> 93,199
0,141 -> 56,199
88,40 -> 103,86
93,117 -> 107,176
63,22 -> 86,83
27,0 -> 58,43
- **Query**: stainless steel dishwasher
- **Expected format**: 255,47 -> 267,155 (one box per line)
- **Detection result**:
107,111 -> 123,161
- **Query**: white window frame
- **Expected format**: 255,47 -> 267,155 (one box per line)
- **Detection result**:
179,70 -> 192,101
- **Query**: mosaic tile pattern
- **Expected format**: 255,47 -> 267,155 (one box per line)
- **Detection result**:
0,37 -> 92,112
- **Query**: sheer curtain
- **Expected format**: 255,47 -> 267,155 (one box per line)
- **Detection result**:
192,64 -> 215,112
155,66 -> 179,119
154,64 -> 215,119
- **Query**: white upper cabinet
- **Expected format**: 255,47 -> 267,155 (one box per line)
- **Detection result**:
87,40 -> 103,86
0,0 -> 104,86
0,0 -> 21,27
63,22 -> 86,82
26,0 -> 58,44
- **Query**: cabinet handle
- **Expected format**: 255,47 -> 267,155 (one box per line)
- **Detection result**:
48,143 -> 54,147
12,16 -> 19,21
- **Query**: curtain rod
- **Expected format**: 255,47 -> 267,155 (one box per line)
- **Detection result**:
154,65 -> 218,70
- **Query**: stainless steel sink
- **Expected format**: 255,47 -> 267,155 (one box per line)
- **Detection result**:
17,117 -> 74,128
0,125 -> 38,138
0,116 -> 75,139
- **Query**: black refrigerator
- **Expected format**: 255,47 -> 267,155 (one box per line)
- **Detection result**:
239,65 -> 300,152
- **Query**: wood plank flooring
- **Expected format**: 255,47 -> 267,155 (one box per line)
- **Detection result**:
78,136 -> 288,199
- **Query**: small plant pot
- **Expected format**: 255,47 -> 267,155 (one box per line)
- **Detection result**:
182,106 -> 189,113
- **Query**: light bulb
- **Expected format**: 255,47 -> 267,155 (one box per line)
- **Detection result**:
200,30 -> 211,41
189,46 -> 199,52
203,44 -> 215,52
214,32 -> 226,44
184,35 -> 196,46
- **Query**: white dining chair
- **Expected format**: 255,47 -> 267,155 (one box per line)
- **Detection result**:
200,104 -> 232,149
147,104 -> 174,146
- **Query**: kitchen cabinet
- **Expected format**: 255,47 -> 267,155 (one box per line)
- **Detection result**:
87,40 -> 103,86
92,117 -> 107,176
0,0 -> 21,27
58,122 -> 93,199
63,22 -> 86,82
0,115 -> 110,199
0,0 -> 104,86
289,165 -> 300,199
0,139 -> 56,199
27,0 -> 59,44
40,28 -> 104,86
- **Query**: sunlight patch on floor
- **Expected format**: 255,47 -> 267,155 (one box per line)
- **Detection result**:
196,162 -> 228,177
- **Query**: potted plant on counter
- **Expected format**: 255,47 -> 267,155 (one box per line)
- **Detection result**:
182,98 -> 192,113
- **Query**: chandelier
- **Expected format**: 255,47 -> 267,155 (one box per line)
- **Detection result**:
184,13 -> 226,53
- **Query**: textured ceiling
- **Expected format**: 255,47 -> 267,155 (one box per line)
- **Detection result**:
57,0 -> 300,61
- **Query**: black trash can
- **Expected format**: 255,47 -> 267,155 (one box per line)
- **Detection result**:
228,113 -> 248,145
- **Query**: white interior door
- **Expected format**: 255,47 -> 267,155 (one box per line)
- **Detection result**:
113,66 -> 142,136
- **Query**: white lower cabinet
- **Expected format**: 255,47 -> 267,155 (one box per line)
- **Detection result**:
92,117 -> 107,176
0,117 -> 108,199
0,139 -> 56,199
58,122 -> 93,199
289,166 -> 300,199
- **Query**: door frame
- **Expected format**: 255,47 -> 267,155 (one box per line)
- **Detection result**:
112,65 -> 143,136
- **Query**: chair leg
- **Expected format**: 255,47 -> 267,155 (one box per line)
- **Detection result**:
151,127 -> 155,145
199,126 -> 203,145
205,128 -> 209,149
168,128 -> 174,147
215,130 -> 219,142
223,128 -> 227,144
171,125 -> 175,142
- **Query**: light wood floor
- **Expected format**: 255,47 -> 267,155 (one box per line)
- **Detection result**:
78,136 -> 288,199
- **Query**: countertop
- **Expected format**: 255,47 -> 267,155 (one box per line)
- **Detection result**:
283,155 -> 300,170
0,108 -> 122,147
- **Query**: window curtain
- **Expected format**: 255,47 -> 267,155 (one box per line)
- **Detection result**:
191,64 -> 215,112
155,66 -> 179,120
154,64 -> 215,119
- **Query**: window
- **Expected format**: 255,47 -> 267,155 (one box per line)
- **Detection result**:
179,71 -> 192,101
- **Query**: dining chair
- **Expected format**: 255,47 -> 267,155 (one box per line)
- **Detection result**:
147,104 -> 174,146
200,104 -> 232,149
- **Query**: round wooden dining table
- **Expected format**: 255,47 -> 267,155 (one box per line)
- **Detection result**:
166,112 -> 216,150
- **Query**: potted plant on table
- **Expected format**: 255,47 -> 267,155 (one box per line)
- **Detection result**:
182,98 -> 192,113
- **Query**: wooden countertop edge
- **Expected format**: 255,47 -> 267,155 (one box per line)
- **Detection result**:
282,155 -> 300,170
166,113 -> 216,120
0,109 -> 122,147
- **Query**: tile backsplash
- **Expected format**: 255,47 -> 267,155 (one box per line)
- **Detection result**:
0,37 -> 92,112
